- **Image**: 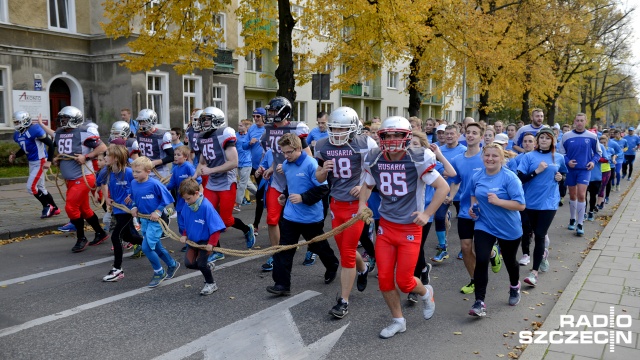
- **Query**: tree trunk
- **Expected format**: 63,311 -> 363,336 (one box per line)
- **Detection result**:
521,88 -> 531,123
478,90 -> 490,121
544,97 -> 557,125
408,51 -> 423,117
589,106 -> 598,128
580,86 -> 587,114
274,0 -> 296,103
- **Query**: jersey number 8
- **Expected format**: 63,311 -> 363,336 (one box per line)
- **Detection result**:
379,172 -> 408,196
332,158 -> 352,179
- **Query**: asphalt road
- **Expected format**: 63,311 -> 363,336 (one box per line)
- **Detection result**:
0,179 -> 629,360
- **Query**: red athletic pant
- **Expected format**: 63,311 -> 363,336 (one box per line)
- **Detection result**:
265,187 -> 284,226
65,174 -> 96,220
203,183 -> 237,228
375,217 -> 423,293
331,199 -> 364,268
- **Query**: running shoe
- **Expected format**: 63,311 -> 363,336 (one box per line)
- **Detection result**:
130,244 -> 144,259
628,177 -> 632,181
302,251 -> 317,266
568,219 -> 576,231
524,271 -> 538,287
53,207 -> 61,216
207,261 -> 216,271
41,204 -> 55,219
329,297 -> 349,319
261,256 -> 274,271
169,212 -> 177,219
597,202 -> 604,210
208,252 -> 225,263
123,242 -> 134,250
379,319 -> 406,339
368,256 -> 376,272
420,263 -> 432,285
558,199 -> 564,207
518,254 -> 530,266
457,251 -> 463,260
324,268 -> 338,284
509,284 -> 521,306
435,244 -> 444,251
356,264 -> 369,292
71,237 -> 88,253
148,270 -> 167,288
233,205 -> 241,212
166,261 -> 180,279
576,224 -> 584,236
244,224 -> 255,249
615,185 -> 620,191
469,300 -> 486,317
431,249 -> 449,262
587,212 -> 595,221
180,245 -> 187,252
59,222 -> 76,232
407,292 -> 419,304
605,197 -> 609,204
490,245 -> 502,273
200,282 -> 218,295
540,249 -> 550,272
460,281 -> 475,294
266,284 -> 290,296
89,232 -> 109,246
102,268 -> 124,282
422,285 -> 435,320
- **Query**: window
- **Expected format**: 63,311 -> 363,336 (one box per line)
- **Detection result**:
403,108 -> 410,118
364,106 -> 371,122
455,85 -> 462,97
387,72 -> 398,89
456,111 -> 463,123
48,0 -> 76,32
0,0 -> 8,23
293,53 -> 305,72
325,64 -> 334,82
387,107 -> 398,117
246,100 -> 263,120
341,64 -> 351,76
213,13 -> 226,49
212,85 -> 226,116
183,76 -> 202,129
319,102 -> 333,114
291,5 -> 306,30
146,72 -> 169,128
444,110 -> 452,122
246,51 -> 263,72
293,101 -> 307,122
0,66 -> 10,127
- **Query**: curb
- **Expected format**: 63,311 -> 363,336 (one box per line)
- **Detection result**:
519,175 -> 638,360
0,224 -> 65,241
0,176 -> 29,186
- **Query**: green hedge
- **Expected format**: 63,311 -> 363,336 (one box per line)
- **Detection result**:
0,141 -> 29,167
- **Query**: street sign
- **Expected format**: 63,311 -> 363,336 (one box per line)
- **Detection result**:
312,74 -> 331,101
34,79 -> 42,91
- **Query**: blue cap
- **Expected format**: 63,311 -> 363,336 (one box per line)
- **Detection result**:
253,107 -> 266,116
629,127 -> 635,131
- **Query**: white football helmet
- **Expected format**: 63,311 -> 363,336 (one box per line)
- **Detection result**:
136,109 -> 158,133
57,106 -> 84,129
356,119 -> 363,135
328,107 -> 359,146
199,107 -> 226,132
13,111 -> 32,133
191,110 -> 204,132
110,121 -> 131,139
378,116 -> 413,153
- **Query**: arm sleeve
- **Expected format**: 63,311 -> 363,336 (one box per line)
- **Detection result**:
300,184 -> 330,205
161,147 -> 174,165
39,136 -> 56,162
15,148 -> 26,158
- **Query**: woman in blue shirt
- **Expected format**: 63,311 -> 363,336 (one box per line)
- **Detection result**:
516,128 -> 567,287
469,144 -> 526,317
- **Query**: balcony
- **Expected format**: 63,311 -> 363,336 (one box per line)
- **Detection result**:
420,93 -> 443,105
341,84 -> 382,99
213,49 -> 234,74
243,19 -> 277,37
245,71 -> 278,90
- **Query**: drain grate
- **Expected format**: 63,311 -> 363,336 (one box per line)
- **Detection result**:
622,286 -> 640,297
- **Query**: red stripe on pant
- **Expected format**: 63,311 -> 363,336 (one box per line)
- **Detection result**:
30,158 -> 46,195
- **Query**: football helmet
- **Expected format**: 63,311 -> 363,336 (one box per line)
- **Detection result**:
378,116 -> 413,153
356,119 -> 363,135
57,106 -> 84,129
199,107 -> 226,132
110,121 -> 131,139
191,110 -> 204,132
327,107 -> 359,146
12,111 -> 32,133
136,109 -> 157,133
265,96 -> 292,123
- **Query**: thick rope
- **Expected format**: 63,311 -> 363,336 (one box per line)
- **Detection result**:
111,202 -> 373,257
152,168 -> 171,184
48,154 -> 105,208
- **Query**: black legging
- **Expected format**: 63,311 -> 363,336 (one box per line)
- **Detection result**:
473,230 -> 520,302
525,209 -> 556,271
185,245 -> 214,284
520,210 -> 533,256
623,154 -> 636,178
414,222 -> 433,277
358,219 -> 377,259
587,181 -> 602,212
112,213 -> 143,269
606,170 -> 614,198
253,185 -> 266,229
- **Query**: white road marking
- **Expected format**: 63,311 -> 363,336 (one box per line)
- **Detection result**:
0,255 -> 259,338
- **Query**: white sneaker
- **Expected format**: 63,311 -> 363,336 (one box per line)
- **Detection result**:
102,268 -> 124,282
200,282 -> 218,295
422,285 -> 435,320
169,213 -> 177,219
379,319 -> 406,339
518,254 -> 530,266
524,271 -> 538,286
540,249 -> 550,272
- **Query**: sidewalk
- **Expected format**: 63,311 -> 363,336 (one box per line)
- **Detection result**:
521,178 -> 640,360
0,181 -> 70,240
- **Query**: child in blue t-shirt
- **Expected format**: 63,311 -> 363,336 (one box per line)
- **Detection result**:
179,178 -> 226,295
166,145 -> 201,252
131,156 -> 180,288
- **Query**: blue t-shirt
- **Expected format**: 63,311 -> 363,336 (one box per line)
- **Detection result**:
171,142 -> 184,150
258,149 -> 273,191
515,124 -> 544,148
440,143 -> 467,201
282,152 -> 327,223
166,162 -> 201,212
98,167 -> 135,215
236,132 -> 252,168
13,124 -> 47,162
506,139 -> 515,151
131,177 -> 175,215
558,130 -> 601,169
247,124 -> 266,169
607,140 -> 623,164
623,134 -> 640,155
422,162 -> 445,223
471,167 -> 525,240
307,127 -> 329,145
179,197 -> 226,243
450,151 -> 484,219
613,138 -> 628,154
589,143 -> 606,182
517,151 -> 567,210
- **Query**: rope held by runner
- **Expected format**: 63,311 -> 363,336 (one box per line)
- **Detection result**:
152,168 -> 171,185
111,202 -> 373,257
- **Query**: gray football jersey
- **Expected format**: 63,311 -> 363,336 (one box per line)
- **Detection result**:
260,121 -> 309,192
315,135 -> 378,201
198,127 -> 237,191
125,138 -> 139,158
54,125 -> 100,180
137,128 -> 172,177
363,147 -> 440,224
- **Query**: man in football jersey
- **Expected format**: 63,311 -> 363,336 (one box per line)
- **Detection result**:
259,96 -> 311,271
9,111 -> 59,218
315,107 -> 378,319
358,116 -> 448,339
186,109 -> 202,167
40,106 -> 109,252
196,107 -> 255,257
135,109 -> 174,179
110,121 -> 139,161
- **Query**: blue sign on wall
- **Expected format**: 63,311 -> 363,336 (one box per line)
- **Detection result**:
34,79 -> 42,91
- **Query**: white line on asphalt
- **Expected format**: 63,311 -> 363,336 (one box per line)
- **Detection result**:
0,255 -> 260,338
0,252 -> 134,287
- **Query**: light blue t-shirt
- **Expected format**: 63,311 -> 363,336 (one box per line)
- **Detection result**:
451,151 -> 484,219
440,143 -> 467,201
517,150 -> 567,210
471,167 -> 525,240
589,143 -> 606,182
608,140 -> 623,162
247,124 -> 266,169
623,134 -> 640,155
307,127 -> 329,145
282,152 -> 327,223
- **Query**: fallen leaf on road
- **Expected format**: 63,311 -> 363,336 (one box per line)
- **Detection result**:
169,250 -> 175,253
503,333 -> 509,337
184,284 -> 191,288
229,296 -> 236,300
18,282 -> 24,285
497,354 -> 505,358
453,331 -> 462,335
522,291 -> 529,294
528,307 -> 535,310
508,352 -> 519,359
0,285 -> 7,288
463,298 -> 469,301
536,314 -> 542,318
473,351 -> 479,354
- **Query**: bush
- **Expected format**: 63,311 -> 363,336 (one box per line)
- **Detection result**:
0,141 -> 28,167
